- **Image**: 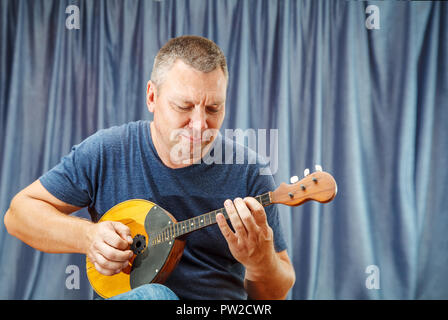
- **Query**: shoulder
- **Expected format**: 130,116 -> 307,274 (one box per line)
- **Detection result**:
77,121 -> 149,150
89,120 -> 148,142
62,121 -> 149,166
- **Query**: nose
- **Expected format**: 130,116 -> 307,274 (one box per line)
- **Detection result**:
189,106 -> 208,132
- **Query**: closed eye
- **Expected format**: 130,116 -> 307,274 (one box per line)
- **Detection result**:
206,105 -> 223,113
173,104 -> 193,112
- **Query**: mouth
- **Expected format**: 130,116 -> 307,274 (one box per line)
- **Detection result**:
180,134 -> 203,143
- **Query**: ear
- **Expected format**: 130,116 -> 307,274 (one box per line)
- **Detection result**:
146,80 -> 157,113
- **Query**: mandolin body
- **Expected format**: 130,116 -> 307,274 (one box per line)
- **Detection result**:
86,199 -> 185,299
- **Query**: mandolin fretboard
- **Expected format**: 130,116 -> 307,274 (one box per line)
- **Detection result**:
149,192 -> 271,246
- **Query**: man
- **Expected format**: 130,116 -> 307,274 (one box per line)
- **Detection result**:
4,35 -> 295,300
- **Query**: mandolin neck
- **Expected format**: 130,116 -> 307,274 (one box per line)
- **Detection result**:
150,192 -> 272,245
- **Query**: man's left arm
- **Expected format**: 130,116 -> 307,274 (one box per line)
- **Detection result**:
216,197 -> 296,300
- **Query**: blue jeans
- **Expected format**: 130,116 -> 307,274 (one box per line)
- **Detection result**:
107,284 -> 179,300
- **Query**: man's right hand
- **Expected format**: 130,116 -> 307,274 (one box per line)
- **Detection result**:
86,221 -> 134,276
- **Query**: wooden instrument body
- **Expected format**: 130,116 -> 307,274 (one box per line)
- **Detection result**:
86,199 -> 185,299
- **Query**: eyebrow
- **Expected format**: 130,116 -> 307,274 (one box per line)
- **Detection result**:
171,96 -> 225,106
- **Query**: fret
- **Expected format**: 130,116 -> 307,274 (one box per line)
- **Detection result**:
211,210 -> 217,223
206,212 -> 211,224
264,192 -> 271,205
195,216 -> 199,228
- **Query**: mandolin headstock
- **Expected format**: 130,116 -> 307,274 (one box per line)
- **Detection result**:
271,166 -> 337,207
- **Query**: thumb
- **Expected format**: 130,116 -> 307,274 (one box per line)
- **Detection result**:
111,221 -> 133,245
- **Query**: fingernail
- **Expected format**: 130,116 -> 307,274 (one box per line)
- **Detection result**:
225,200 -> 231,206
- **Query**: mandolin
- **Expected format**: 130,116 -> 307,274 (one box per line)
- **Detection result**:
86,166 -> 337,298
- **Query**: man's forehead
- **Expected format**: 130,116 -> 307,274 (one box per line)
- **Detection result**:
165,77 -> 226,103
170,91 -> 226,105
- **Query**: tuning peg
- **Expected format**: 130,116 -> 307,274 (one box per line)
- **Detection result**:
315,164 -> 322,172
304,168 -> 310,177
290,176 -> 299,184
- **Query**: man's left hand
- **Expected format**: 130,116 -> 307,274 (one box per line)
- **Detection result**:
216,197 -> 276,278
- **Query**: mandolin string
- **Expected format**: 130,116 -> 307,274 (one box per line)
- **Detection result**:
148,192 -> 272,247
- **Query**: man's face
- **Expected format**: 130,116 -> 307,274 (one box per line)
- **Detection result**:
146,59 -> 227,167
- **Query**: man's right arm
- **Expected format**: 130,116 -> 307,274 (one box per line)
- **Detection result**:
4,180 -> 133,276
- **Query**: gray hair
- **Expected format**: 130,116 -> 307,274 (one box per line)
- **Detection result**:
151,35 -> 228,88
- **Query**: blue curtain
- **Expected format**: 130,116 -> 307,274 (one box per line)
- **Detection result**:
1,0 -> 447,299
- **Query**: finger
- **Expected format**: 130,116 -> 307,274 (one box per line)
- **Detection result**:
94,262 -> 115,276
111,221 -> 133,245
243,197 -> 268,227
233,197 -> 259,233
94,261 -> 122,276
224,199 -> 247,237
102,224 -> 131,250
93,251 -> 130,272
95,241 -> 133,262
216,213 -> 237,245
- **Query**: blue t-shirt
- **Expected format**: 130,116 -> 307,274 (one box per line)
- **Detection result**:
39,120 -> 287,300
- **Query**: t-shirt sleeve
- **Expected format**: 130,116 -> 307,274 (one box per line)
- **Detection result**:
39,134 -> 102,208
248,159 -> 288,253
